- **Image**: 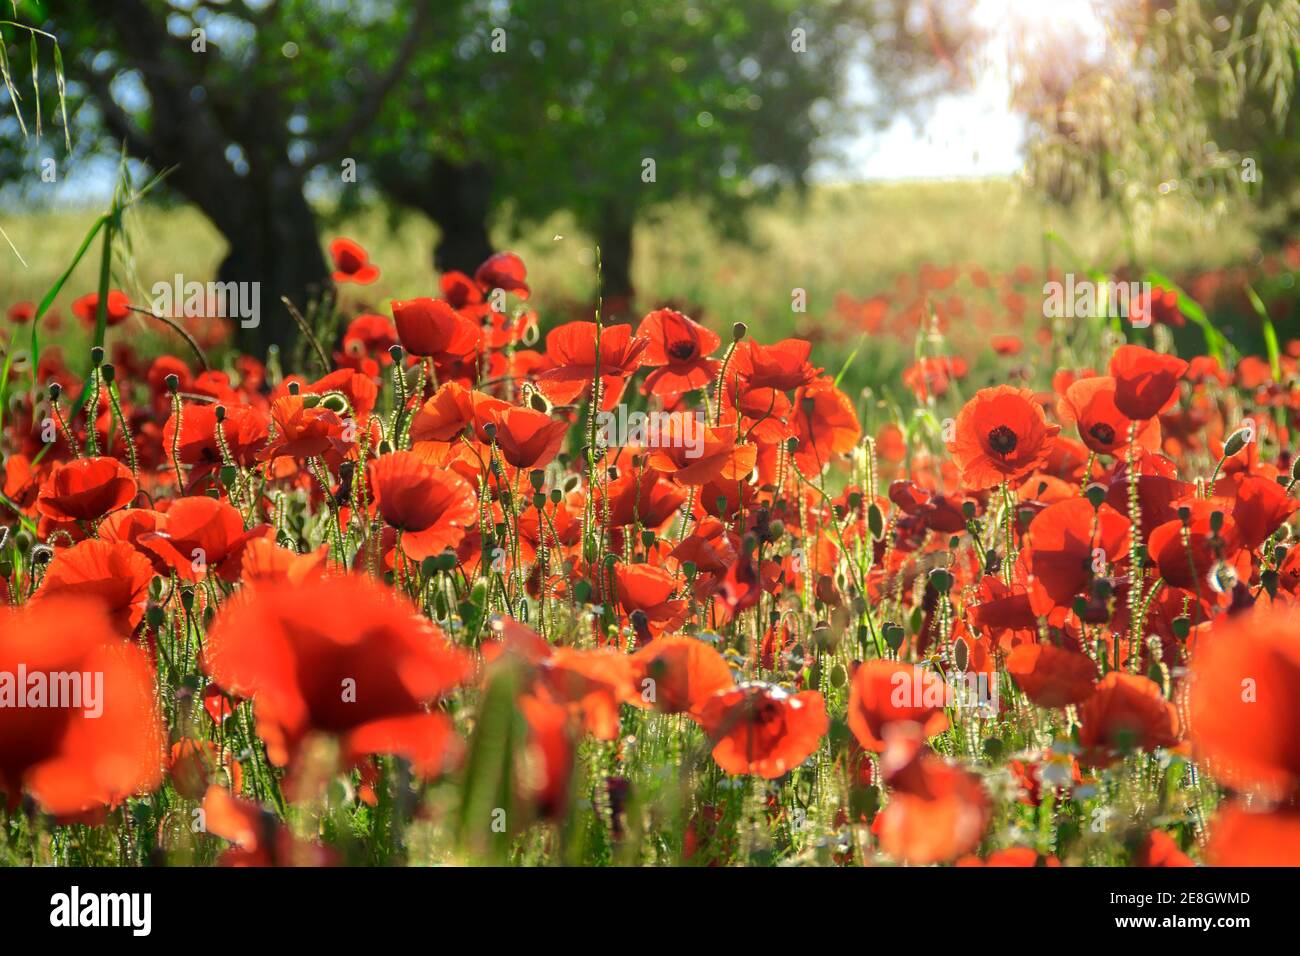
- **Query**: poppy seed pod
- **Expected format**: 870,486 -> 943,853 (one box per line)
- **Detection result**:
90,346 -> 104,366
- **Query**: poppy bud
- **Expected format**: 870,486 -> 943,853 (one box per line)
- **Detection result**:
1223,427 -> 1250,458
321,393 -> 348,413
785,437 -> 799,455
882,622 -> 905,651
300,393 -> 322,409
681,561 -> 697,577
146,606 -> 165,629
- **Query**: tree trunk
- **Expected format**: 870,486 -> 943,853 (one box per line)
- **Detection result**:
595,204 -> 635,318
427,159 -> 495,275
215,169 -> 330,358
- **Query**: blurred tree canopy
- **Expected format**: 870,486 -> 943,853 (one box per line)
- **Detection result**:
1011,0 -> 1300,255
7,0 -> 953,346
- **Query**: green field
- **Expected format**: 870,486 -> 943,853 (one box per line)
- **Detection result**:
0,178 -> 1261,403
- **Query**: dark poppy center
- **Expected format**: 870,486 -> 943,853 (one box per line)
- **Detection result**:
667,339 -> 696,361
986,425 -> 1018,457
1089,422 -> 1116,446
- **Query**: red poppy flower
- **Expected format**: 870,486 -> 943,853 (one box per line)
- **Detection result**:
234,538 -> 328,587
474,252 -> 531,301
947,386 -> 1060,490
71,290 -> 131,327
367,451 -> 477,559
846,660 -> 950,752
1146,498 -> 1244,592
490,405 -> 568,469
635,309 -> 721,396
1136,830 -> 1194,867
1077,672 -> 1180,765
695,682 -> 828,778
536,321 -> 648,410
164,402 -> 269,473
730,338 -> 821,392
1023,497 -> 1130,615
643,420 -> 756,486
0,596 -> 163,815
1231,473 -> 1299,551
409,382 -> 509,444
259,394 -> 349,462
1057,375 -> 1160,456
629,636 -> 735,715
36,456 -> 137,523
329,238 -> 380,284
595,470 -> 686,529
1206,803 -> 1300,866
533,647 -> 636,740
791,377 -> 861,474
334,315 -> 398,375
390,297 -> 481,360
6,300 -> 34,324
1189,602 -> 1300,800
1006,642 -> 1096,707
874,726 -> 989,864
35,539 -> 154,636
613,563 -> 688,639
1128,286 -> 1184,328
305,368 -> 380,421
203,576 -> 470,771
1108,344 -> 1188,421
139,496 -> 270,582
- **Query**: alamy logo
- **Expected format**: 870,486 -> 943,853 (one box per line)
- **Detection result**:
1043,275 -> 1152,324
50,886 -> 151,936
0,666 -> 103,718
595,407 -> 706,459
890,668 -> 1000,716
151,274 -> 260,328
